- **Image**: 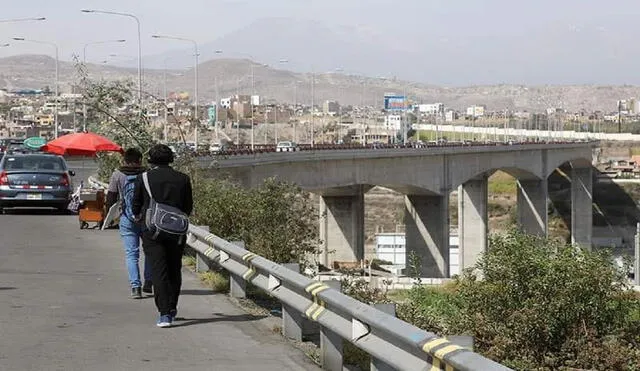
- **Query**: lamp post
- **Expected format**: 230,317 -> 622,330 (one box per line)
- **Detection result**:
83,39 -> 126,65
0,17 -> 45,23
152,35 -> 200,147
81,9 -> 142,104
13,37 -> 59,138
274,58 -> 289,144
82,39 -> 126,132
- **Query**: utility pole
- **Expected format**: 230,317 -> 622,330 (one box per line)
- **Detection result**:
618,100 -> 622,134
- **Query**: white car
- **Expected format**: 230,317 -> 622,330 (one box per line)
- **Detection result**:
209,143 -> 221,153
276,141 -> 298,152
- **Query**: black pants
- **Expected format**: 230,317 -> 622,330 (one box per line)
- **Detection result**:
142,233 -> 185,315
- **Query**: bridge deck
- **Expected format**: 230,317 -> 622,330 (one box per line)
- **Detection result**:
0,210 -> 317,371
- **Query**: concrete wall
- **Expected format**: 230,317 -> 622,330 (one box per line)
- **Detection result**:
417,123 -> 640,142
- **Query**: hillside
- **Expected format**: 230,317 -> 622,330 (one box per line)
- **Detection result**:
0,54 -> 638,112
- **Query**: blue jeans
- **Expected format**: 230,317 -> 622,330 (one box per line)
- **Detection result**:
120,217 -> 152,288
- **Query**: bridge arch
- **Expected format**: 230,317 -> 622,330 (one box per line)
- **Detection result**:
545,157 -> 593,179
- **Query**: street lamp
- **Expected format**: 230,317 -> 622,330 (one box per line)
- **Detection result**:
81,9 -> 142,103
274,58 -> 289,144
13,37 -> 59,139
0,17 -> 45,23
82,39 -> 126,132
151,35 -> 200,147
82,39 -> 126,64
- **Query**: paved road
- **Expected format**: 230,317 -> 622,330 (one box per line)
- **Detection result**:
0,212 -> 319,370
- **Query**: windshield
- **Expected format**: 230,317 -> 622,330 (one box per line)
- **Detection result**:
2,156 -> 66,171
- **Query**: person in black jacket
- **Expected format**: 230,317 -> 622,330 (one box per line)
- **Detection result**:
132,144 -> 193,328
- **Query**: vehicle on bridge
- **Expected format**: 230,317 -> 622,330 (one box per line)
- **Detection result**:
276,141 -> 299,152
0,153 -> 76,213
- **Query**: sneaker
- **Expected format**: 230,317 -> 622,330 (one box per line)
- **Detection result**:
130,287 -> 142,299
156,314 -> 172,328
142,281 -> 153,294
169,309 -> 177,322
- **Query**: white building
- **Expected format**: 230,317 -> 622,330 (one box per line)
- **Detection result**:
384,115 -> 402,130
251,95 -> 260,106
418,103 -> 445,115
466,105 -> 485,117
445,110 -> 458,122
220,98 -> 232,109
374,232 -> 460,276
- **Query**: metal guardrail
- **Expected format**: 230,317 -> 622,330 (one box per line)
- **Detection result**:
187,139 -> 599,158
198,141 -> 597,169
88,175 -> 511,371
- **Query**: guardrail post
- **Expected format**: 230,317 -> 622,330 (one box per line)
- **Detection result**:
320,279 -> 343,371
195,226 -> 211,273
370,303 -> 397,371
229,240 -> 247,298
282,263 -> 304,341
635,223 -> 640,286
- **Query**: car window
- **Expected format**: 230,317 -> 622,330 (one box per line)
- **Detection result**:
2,156 -> 65,171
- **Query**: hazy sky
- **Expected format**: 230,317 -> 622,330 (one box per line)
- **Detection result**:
1,0 -> 639,84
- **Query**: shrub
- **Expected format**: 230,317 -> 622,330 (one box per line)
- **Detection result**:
397,228 -> 640,369
191,175 -> 320,267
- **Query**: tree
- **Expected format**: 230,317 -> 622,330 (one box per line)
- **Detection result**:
192,175 -> 320,266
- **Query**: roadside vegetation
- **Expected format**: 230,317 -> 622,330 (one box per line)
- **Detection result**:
342,229 -> 640,371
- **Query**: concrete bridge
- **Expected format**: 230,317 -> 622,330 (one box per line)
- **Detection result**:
203,142 -> 597,277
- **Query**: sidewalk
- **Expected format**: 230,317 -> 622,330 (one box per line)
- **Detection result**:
0,212 -> 319,371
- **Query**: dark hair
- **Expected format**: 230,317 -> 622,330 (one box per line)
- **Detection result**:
123,148 -> 143,164
148,144 -> 174,165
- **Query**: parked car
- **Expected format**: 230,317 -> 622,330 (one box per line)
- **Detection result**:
0,153 -> 75,213
276,141 -> 298,152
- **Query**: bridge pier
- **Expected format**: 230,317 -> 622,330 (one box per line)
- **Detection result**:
517,179 -> 548,237
571,165 -> 593,249
319,193 -> 365,267
404,194 -> 450,278
458,176 -> 488,272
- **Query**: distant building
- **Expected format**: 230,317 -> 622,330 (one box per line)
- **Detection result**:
418,103 -> 444,115
445,110 -> 459,122
373,232 -> 460,276
466,105 -> 485,117
220,98 -> 232,109
384,115 -> 403,130
323,100 -> 339,115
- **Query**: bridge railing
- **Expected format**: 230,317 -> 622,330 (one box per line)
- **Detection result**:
88,175 -> 510,371
186,225 -> 511,371
204,139 -> 597,157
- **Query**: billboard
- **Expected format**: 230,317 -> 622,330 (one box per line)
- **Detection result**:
207,106 -> 217,125
384,95 -> 406,111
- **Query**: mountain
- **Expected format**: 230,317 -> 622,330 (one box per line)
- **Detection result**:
137,15 -> 640,87
1,54 -> 639,113
142,17 -> 428,82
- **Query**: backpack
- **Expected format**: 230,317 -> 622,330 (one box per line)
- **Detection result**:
119,173 -> 138,222
141,171 -> 190,239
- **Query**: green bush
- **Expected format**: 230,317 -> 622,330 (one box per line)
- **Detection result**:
191,175 -> 320,266
399,228 -> 640,370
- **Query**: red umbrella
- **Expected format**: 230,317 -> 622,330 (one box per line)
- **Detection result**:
42,132 -> 123,156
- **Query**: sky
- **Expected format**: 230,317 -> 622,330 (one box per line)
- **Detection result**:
1,0 -> 640,85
